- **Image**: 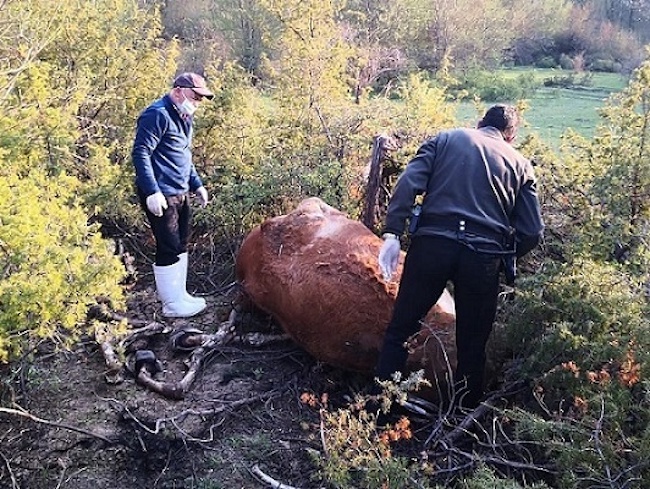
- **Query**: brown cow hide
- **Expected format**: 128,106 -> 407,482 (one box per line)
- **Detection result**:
235,197 -> 457,383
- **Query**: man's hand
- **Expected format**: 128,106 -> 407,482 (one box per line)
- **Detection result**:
378,233 -> 400,281
195,186 -> 209,208
145,192 -> 168,217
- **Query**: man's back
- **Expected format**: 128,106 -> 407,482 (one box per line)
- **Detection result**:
423,126 -> 535,236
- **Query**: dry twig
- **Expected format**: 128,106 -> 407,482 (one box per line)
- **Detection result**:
115,393 -> 273,443
0,449 -> 20,489
0,406 -> 114,444
251,464 -> 303,489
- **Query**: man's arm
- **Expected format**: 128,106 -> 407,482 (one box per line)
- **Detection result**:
512,179 -> 544,257
383,138 -> 438,236
132,109 -> 166,196
188,163 -> 203,192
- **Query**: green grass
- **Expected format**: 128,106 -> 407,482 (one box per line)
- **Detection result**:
454,68 -> 629,148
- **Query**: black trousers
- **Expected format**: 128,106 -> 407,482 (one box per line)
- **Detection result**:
138,189 -> 192,266
375,236 -> 501,407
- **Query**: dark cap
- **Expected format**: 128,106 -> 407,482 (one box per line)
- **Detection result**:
173,72 -> 214,99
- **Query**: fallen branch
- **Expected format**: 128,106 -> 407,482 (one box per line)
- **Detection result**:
134,341 -> 218,400
319,409 -> 329,457
444,446 -> 554,474
116,393 -> 273,443
97,320 -> 169,384
88,303 -> 155,327
0,407 -> 114,444
432,379 -> 527,447
121,322 -> 170,351
135,317 -> 237,399
0,449 -> 19,489
251,464 -> 303,489
437,401 -> 494,446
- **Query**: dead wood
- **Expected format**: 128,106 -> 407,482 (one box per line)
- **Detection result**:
0,406 -> 114,444
361,134 -> 395,230
116,392 -> 274,442
132,313 -> 241,399
251,464 -> 305,489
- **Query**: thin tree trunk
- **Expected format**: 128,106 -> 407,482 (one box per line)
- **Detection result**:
361,134 -> 391,230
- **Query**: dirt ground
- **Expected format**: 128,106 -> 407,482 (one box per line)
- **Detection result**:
0,244 -> 394,489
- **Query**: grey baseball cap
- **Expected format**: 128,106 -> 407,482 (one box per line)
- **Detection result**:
173,72 -> 214,99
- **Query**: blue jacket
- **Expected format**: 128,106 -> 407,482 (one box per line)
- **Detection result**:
132,94 -> 203,196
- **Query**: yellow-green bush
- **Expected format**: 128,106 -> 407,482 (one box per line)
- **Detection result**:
0,168 -> 125,362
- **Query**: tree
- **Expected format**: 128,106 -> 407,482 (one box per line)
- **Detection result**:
205,0 -> 278,78
399,0 -> 515,71
586,47 -> 650,268
0,0 -> 181,361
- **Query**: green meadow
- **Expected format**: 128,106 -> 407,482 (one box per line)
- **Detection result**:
455,68 -> 630,148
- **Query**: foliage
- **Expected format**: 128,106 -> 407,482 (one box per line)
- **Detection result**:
193,55 -> 456,239
0,0 -> 165,361
542,72 -> 593,88
487,52 -> 650,487
450,69 -> 538,102
551,4 -> 643,73
2,1 -> 650,487
554,52 -> 650,275
302,373 -> 431,489
0,168 -> 125,362
492,257 -> 650,487
455,465 -> 551,489
1,0 -> 179,226
159,0 -> 645,85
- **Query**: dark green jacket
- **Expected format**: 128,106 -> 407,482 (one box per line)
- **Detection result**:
384,126 -> 543,256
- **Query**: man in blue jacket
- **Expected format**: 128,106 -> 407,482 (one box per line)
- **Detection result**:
376,104 -> 544,409
132,72 -> 214,318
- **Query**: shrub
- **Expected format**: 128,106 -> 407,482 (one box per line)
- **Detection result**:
534,56 -> 558,69
450,69 -> 538,102
542,72 -> 592,88
558,53 -> 574,70
302,373 -> 432,489
0,169 -> 125,362
457,465 -> 551,489
589,58 -> 623,73
494,256 -> 650,487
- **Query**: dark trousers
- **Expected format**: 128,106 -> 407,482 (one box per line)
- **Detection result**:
375,236 -> 501,407
138,189 -> 191,266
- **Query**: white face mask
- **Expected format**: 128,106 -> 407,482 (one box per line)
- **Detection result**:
179,93 -> 197,117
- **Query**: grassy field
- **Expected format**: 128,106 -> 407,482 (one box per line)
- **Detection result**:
454,68 -> 630,148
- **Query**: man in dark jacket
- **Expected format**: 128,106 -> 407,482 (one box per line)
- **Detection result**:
376,104 -> 544,409
132,72 -> 214,318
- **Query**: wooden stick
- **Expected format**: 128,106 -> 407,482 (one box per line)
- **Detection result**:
0,407 -> 113,444
251,464 -> 303,489
0,450 -> 19,489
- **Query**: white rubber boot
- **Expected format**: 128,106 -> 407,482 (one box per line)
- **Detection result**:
153,260 -> 206,318
177,253 -> 207,309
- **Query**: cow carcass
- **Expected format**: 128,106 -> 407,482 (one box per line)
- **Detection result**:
235,197 -> 457,383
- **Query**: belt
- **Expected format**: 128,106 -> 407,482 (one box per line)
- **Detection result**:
418,214 -> 510,244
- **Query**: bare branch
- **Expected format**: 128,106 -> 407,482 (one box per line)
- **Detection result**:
116,393 -> 273,443
0,406 -> 114,444
251,464 -> 305,489
0,449 -> 20,489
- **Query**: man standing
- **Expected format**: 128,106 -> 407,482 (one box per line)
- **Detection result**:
376,104 -> 544,408
132,72 -> 214,318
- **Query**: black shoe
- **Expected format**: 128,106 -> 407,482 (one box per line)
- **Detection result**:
375,400 -> 414,427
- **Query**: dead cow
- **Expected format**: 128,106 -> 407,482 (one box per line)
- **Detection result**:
235,197 -> 457,383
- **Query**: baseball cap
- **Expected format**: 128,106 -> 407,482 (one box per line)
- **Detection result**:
173,72 -> 214,99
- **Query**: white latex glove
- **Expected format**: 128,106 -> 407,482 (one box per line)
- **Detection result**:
145,192 -> 168,217
195,186 -> 209,208
378,233 -> 400,281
